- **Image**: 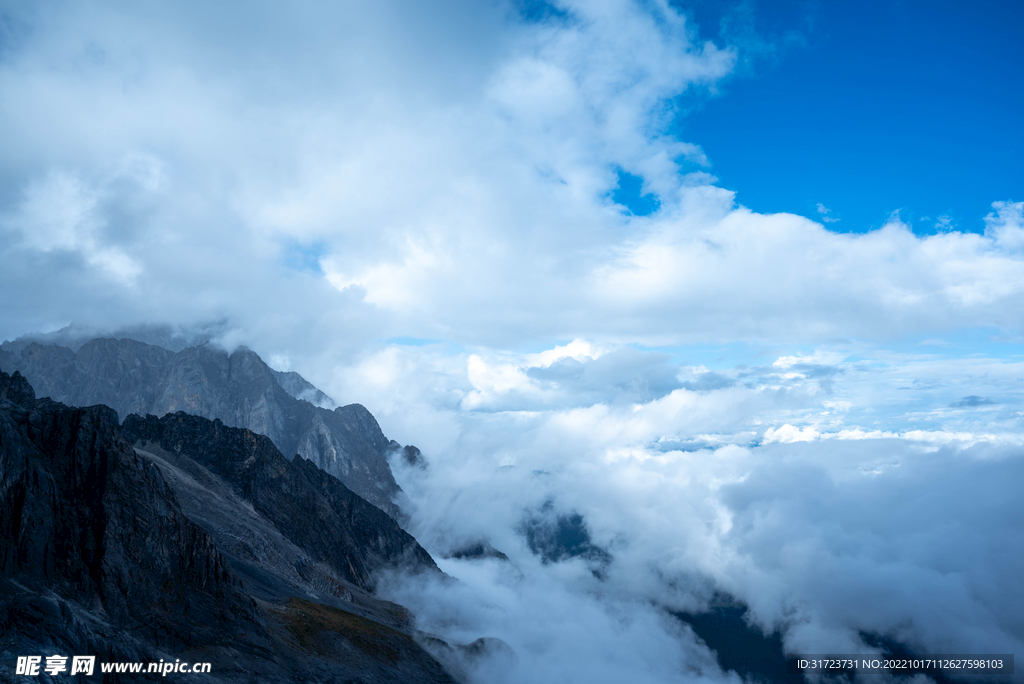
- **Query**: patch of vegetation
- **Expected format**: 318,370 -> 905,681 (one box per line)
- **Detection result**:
282,597 -> 406,663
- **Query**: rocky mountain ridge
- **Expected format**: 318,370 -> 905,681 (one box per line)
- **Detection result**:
0,337 -> 404,518
0,368 -> 462,683
122,411 -> 437,593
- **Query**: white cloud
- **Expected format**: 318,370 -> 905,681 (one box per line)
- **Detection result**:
3,170 -> 142,285
761,423 -> 819,443
528,339 -> 609,367
377,356 -> 1024,680
985,200 -> 1024,251
2,2 -> 1023,350
816,202 -> 840,223
327,338 -> 1024,679
772,350 -> 846,369
591,209 -> 1024,342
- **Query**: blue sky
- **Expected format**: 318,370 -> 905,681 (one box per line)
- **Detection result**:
673,0 -> 1024,233
1,2 -> 1023,680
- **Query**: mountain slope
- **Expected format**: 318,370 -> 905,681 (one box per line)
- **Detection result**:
122,411 -> 438,593
0,369 -> 264,665
0,337 -> 404,518
0,369 -> 457,684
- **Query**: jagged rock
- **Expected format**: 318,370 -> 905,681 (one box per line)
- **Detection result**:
272,369 -> 334,408
399,444 -> 428,469
0,370 -> 458,683
122,411 -> 438,593
445,541 -> 509,562
0,369 -> 34,405
0,369 -> 261,651
0,338 -> 404,518
518,501 -> 612,567
418,635 -> 518,684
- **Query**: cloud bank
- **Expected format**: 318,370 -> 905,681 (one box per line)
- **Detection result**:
2,1 -> 1023,352
370,340 -> 1023,683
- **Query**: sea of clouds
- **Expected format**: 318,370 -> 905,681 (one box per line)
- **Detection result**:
1,1 -> 1021,682
359,339 -> 1024,683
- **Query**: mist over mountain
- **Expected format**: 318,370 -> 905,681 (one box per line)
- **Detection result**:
0,336 -> 407,518
0,322 -> 226,354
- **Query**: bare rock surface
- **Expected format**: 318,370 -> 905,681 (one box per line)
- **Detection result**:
0,369 -> 458,684
121,412 -> 438,594
1,337 -> 405,518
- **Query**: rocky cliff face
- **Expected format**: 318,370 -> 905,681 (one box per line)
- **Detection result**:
122,412 -> 438,593
0,338 -> 404,518
272,369 -> 335,408
0,369 -> 457,684
0,369 -> 262,659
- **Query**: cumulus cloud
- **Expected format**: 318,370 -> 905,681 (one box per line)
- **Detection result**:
2,1 -> 1024,351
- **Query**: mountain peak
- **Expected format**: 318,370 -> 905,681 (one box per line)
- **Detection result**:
0,337 -> 404,518
0,369 -> 35,405
0,369 -> 456,683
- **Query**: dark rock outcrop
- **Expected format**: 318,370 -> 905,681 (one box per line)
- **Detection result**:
519,502 -> 612,567
671,595 -> 789,684
445,541 -> 510,562
0,337 -> 404,518
0,369 -> 458,683
5,337 -> 176,419
122,411 -> 438,593
0,368 -> 261,654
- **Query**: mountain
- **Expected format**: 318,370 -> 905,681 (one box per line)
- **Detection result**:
0,322 -> 223,354
0,337 -> 404,518
0,369 -> 459,684
121,411 -> 437,593
271,369 -> 335,408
